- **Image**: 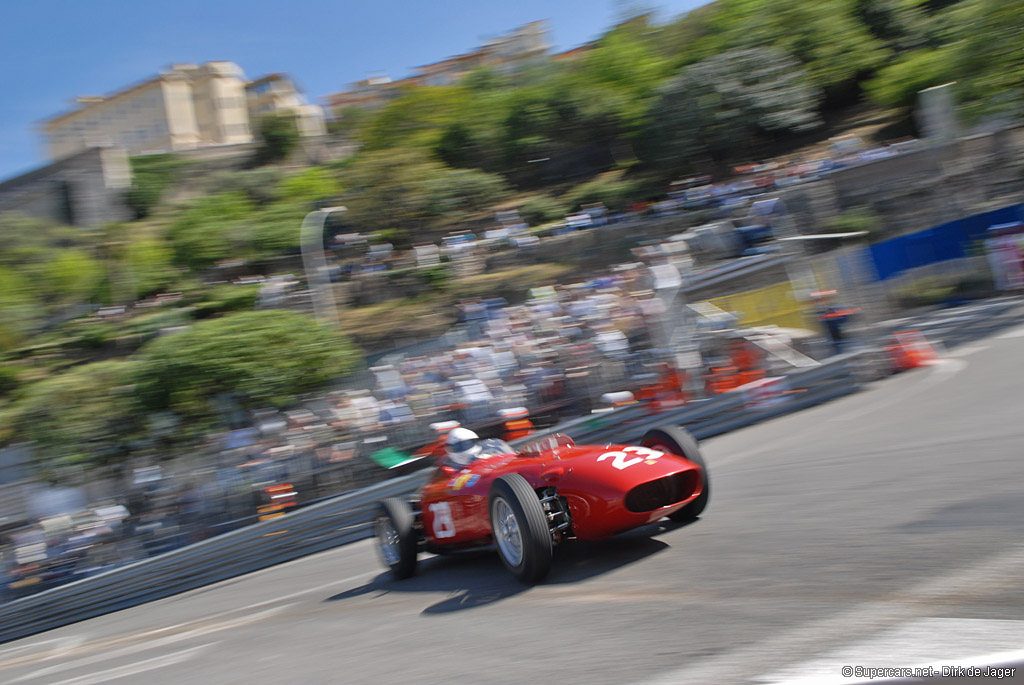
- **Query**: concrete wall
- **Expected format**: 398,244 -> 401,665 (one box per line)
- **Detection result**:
0,146 -> 132,227
827,127 -> 1024,235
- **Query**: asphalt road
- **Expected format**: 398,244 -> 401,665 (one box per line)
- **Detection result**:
2,321 -> 1024,684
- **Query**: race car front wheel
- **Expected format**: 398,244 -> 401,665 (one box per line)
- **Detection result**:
489,474 -> 552,584
641,426 -> 710,522
376,498 -> 419,579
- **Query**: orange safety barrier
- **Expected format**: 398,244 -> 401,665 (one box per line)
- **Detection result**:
727,340 -> 768,389
886,330 -> 939,371
705,366 -> 742,395
258,483 -> 297,521
502,418 -> 535,442
736,368 -> 767,386
640,365 -> 690,412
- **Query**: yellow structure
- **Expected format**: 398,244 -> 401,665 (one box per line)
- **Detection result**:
707,281 -> 816,331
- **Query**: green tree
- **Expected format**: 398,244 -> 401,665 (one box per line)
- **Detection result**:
563,176 -> 639,211
338,148 -> 445,241
166,192 -> 254,269
0,214 -> 87,256
246,201 -> 309,257
252,114 -> 301,166
0,269 -> 37,351
136,310 -> 361,421
124,235 -> 178,298
854,0 -> 929,47
424,168 -> 509,221
462,67 -> 504,93
952,0 -> 1024,120
339,149 -> 509,241
737,0 -> 888,103
7,361 -> 144,477
327,106 -> 371,137
643,47 -> 823,172
865,47 -> 956,110
277,167 -> 340,202
518,196 -> 566,226
39,250 -> 104,306
436,122 -> 479,169
361,86 -> 468,151
124,154 -> 184,219
206,167 -> 284,205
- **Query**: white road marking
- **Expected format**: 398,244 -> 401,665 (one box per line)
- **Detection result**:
0,568 -> 376,671
763,618 -> 1024,684
0,637 -> 86,662
44,643 -> 216,685
11,605 -> 293,682
640,543 -> 1024,685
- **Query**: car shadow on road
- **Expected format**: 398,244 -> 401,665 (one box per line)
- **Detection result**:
325,518 -> 697,615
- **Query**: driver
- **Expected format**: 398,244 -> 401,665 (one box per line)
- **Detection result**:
444,427 -> 482,468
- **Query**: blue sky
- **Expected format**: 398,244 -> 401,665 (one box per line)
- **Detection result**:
0,0 -> 709,181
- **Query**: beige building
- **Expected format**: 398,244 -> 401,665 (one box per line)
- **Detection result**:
183,62 -> 253,147
246,74 -> 326,137
479,20 -> 551,75
41,61 -> 257,161
325,75 -> 409,118
325,20 -> 552,120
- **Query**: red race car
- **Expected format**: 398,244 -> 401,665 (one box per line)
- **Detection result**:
374,424 -> 709,583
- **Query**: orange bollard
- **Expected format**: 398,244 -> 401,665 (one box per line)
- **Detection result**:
887,330 -> 938,371
499,407 -> 535,441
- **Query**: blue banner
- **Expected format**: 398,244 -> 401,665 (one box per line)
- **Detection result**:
865,204 -> 1024,281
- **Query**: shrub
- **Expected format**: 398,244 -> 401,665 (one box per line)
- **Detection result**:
421,264 -> 452,291
563,177 -> 638,212
518,196 -> 565,226
0,365 -> 20,397
125,154 -> 185,219
136,310 -> 361,418
193,284 -> 260,319
824,208 -> 881,239
251,114 -> 300,167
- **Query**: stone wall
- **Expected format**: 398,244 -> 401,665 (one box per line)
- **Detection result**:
0,146 -> 132,227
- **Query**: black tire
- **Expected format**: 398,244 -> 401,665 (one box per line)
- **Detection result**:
489,474 -> 552,584
641,426 -> 710,522
375,498 -> 419,579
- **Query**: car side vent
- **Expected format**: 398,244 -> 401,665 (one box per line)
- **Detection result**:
624,472 -> 698,513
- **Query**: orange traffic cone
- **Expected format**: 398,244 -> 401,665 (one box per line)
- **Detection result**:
887,330 -> 938,371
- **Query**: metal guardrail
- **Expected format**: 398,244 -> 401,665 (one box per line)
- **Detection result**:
0,354 -> 864,644
0,470 -> 428,644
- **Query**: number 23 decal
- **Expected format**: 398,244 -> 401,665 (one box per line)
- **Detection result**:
597,446 -> 664,470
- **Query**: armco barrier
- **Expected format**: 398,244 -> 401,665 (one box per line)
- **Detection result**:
0,470 -> 428,644
0,353 -> 865,644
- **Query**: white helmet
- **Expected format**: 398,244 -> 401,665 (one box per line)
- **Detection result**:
445,427 -> 480,467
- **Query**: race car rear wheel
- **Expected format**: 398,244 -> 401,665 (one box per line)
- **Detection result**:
641,426 -> 710,522
489,474 -> 552,584
376,498 -> 418,579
